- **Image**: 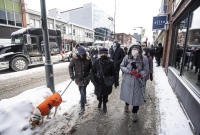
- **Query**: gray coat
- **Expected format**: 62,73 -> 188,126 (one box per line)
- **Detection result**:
120,49 -> 149,106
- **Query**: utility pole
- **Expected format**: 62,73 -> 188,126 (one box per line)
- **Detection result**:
40,0 -> 55,93
114,0 -> 116,40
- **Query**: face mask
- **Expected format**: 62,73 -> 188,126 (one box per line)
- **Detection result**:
113,43 -> 117,47
132,50 -> 139,57
143,51 -> 146,55
101,55 -> 107,60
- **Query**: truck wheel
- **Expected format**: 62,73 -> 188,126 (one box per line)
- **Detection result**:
11,57 -> 28,71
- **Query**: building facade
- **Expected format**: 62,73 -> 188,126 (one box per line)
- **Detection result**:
115,33 -> 133,47
25,9 -> 94,52
0,0 -> 25,39
59,3 -> 114,42
160,0 -> 200,134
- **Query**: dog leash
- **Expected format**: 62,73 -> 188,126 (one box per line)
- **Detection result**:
47,80 -> 73,114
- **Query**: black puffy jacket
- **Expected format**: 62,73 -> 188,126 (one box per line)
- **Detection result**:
109,45 -> 125,68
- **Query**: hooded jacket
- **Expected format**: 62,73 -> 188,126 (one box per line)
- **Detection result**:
69,52 -> 92,86
120,43 -> 149,106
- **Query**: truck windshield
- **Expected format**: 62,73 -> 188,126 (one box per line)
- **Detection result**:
11,36 -> 23,44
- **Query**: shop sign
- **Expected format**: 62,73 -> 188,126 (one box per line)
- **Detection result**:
152,15 -> 167,30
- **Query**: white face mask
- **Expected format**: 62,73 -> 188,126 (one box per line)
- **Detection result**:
113,43 -> 117,47
132,50 -> 139,57
143,51 -> 146,55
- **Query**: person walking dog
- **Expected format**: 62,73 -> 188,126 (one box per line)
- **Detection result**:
91,48 -> 119,113
69,44 -> 92,113
120,43 -> 149,122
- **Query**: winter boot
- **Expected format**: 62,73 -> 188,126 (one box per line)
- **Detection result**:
103,102 -> 107,113
132,113 -> 138,122
124,105 -> 129,112
81,104 -> 85,111
98,101 -> 102,109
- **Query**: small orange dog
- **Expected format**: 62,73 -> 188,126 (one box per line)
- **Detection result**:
30,92 -> 62,129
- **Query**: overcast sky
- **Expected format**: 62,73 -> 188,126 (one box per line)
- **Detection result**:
25,0 -> 161,44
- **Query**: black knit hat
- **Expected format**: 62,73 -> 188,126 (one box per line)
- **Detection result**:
99,48 -> 108,54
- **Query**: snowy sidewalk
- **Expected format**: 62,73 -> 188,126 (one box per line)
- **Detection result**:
154,63 -> 193,135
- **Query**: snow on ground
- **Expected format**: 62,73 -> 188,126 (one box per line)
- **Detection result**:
0,62 -> 69,81
0,79 -> 95,135
154,62 -> 193,135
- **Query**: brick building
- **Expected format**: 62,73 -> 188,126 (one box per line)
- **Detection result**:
115,33 -> 133,47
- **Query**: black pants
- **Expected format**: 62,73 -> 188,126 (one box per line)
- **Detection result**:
125,102 -> 139,113
79,86 -> 87,104
157,57 -> 161,66
97,95 -> 108,103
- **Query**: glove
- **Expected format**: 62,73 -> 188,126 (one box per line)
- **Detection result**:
150,73 -> 153,81
130,71 -> 141,78
70,73 -> 75,81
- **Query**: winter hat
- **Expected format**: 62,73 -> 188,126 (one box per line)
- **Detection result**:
75,44 -> 86,55
131,42 -> 142,53
99,48 -> 108,54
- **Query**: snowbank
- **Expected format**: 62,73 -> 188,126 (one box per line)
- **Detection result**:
11,28 -> 28,36
0,80 -> 95,135
154,62 -> 193,135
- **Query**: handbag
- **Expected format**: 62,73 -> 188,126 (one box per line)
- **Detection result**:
99,59 -> 115,87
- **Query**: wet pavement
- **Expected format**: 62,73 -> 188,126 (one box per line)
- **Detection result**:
69,78 -> 157,135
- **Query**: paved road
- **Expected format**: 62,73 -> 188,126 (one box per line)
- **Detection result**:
69,79 -> 157,135
0,61 -> 70,100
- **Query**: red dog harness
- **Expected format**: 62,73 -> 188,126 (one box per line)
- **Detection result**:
37,92 -> 62,116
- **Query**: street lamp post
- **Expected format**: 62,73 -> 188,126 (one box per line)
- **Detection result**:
40,0 -> 55,93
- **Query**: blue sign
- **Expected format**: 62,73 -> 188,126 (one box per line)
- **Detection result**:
152,15 -> 167,30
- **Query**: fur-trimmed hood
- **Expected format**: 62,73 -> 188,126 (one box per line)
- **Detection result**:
72,52 -> 90,60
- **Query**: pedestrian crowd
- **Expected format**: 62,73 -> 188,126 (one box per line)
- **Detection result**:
69,41 -> 163,122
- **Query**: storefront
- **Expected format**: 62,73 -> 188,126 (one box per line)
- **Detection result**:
167,0 -> 200,134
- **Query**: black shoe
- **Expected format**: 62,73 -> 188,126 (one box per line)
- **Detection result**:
81,104 -> 85,111
98,101 -> 102,108
156,65 -> 160,67
103,102 -> 107,113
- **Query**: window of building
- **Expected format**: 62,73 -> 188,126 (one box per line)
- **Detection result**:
182,6 -> 200,92
50,23 -> 53,29
35,20 -> 40,28
5,0 -> 13,11
0,9 -> 7,24
30,19 -> 34,27
15,13 -> 22,27
0,0 -> 5,10
7,11 -> 15,25
69,27 -> 72,35
13,1 -> 21,13
173,17 -> 187,71
73,29 -> 75,35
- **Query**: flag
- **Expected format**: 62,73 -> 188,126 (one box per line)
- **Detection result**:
141,29 -> 145,39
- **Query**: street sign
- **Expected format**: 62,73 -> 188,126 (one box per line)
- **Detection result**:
152,15 -> 167,30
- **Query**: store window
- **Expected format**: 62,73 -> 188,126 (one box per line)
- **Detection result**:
35,20 -> 40,28
7,11 -> 15,25
174,17 -> 187,71
30,19 -> 34,27
0,9 -> 7,24
182,6 -> 200,91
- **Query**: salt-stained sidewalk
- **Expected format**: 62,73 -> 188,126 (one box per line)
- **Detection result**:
154,63 -> 193,135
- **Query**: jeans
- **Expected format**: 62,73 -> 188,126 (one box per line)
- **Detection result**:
97,95 -> 108,103
125,102 -> 139,113
79,86 -> 87,104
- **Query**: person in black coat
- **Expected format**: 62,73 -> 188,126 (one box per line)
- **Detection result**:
156,43 -> 163,67
90,47 -> 99,64
91,48 -> 119,113
149,45 -> 155,60
175,45 -> 183,69
109,40 -> 125,75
